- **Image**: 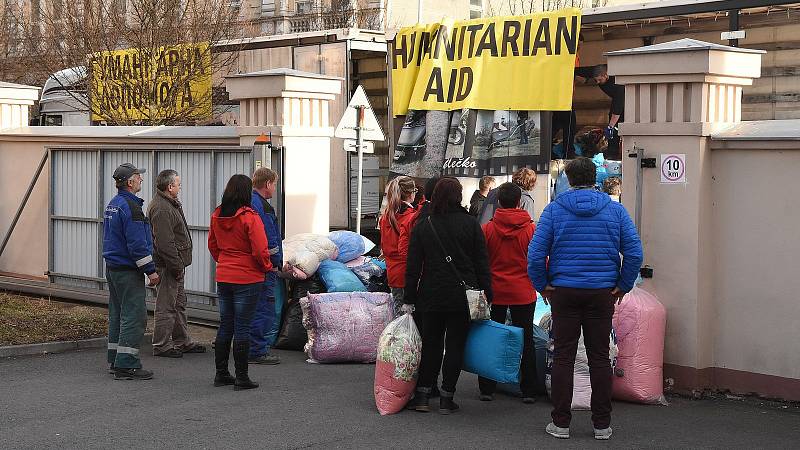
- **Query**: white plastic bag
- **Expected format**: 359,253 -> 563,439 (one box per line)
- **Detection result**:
467,289 -> 490,321
282,233 -> 339,278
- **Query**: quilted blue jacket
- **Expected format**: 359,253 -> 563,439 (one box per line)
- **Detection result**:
527,189 -> 643,293
251,191 -> 283,268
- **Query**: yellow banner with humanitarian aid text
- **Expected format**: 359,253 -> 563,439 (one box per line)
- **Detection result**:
391,9 -> 580,116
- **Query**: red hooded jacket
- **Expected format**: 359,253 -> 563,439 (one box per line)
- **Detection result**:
482,208 -> 537,305
380,203 -> 418,288
208,206 -> 272,284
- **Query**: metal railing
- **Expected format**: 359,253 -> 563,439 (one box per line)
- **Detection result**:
252,7 -> 383,36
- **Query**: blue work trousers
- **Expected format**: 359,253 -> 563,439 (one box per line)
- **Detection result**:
249,273 -> 277,357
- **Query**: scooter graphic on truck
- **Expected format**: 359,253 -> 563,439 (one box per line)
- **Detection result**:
393,110 -> 427,162
487,115 -> 535,151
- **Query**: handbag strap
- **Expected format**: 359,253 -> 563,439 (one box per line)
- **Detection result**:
427,216 -> 467,288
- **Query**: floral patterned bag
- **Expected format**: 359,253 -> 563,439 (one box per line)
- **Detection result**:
374,313 -> 422,415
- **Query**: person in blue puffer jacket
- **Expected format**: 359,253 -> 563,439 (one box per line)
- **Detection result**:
528,157 -> 642,442
248,167 -> 283,365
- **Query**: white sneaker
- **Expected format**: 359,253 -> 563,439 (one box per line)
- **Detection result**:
546,422 -> 570,439
594,427 -> 613,440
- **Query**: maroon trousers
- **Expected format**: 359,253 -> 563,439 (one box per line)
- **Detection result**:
550,287 -> 615,429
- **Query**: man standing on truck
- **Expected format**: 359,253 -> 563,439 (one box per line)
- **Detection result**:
591,64 -> 625,160
103,163 -> 160,380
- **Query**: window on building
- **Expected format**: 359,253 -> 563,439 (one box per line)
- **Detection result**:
31,0 -> 41,21
470,0 -> 482,6
296,1 -> 312,14
113,0 -> 126,19
50,0 -> 63,17
261,0 -> 275,15
469,9 -> 481,19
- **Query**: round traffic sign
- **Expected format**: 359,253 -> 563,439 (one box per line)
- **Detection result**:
661,155 -> 685,182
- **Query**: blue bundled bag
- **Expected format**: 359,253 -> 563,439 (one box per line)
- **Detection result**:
497,323 -> 549,396
317,259 -> 367,293
329,230 -> 367,263
463,320 -> 524,384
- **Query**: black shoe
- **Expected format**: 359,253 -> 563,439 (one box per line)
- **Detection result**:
232,340 -> 259,391
214,339 -> 232,386
248,354 -> 281,365
522,396 -> 537,404
182,344 -> 207,354
439,396 -> 460,415
479,394 -> 494,401
214,371 -> 236,387
154,348 -> 183,358
407,391 -> 430,412
114,368 -> 153,380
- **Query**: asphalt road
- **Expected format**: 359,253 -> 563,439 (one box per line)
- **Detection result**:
2,345 -> 799,449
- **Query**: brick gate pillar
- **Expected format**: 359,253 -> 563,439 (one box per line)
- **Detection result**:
226,68 -> 342,236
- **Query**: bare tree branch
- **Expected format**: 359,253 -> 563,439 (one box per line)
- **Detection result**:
13,0 -> 245,125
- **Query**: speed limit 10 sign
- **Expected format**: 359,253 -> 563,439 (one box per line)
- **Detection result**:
660,154 -> 686,184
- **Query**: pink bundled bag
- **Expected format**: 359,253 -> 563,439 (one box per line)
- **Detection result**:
612,287 -> 668,405
374,313 -> 422,415
301,292 -> 394,363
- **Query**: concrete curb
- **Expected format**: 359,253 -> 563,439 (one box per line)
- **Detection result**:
0,334 -> 153,358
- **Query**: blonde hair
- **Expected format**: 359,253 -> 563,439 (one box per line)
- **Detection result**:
512,167 -> 537,191
252,168 -> 278,189
479,176 -> 495,191
384,176 -> 416,233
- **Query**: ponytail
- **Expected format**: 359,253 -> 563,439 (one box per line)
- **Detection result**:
384,176 -> 416,234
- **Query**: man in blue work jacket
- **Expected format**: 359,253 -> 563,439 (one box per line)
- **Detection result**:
248,167 -> 282,365
103,163 -> 160,380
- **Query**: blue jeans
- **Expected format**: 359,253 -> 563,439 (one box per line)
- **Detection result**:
249,274 -> 277,357
216,282 -> 261,342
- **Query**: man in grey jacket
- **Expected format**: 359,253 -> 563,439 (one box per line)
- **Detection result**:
149,169 -> 205,357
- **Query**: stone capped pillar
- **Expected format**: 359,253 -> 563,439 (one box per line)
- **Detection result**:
0,82 -> 39,130
607,39 -> 763,393
226,68 -> 342,236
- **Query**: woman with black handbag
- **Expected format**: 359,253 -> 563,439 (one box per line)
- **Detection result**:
403,177 -> 492,414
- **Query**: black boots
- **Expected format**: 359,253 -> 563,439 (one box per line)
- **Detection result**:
439,390 -> 460,415
213,339 -> 235,387
214,339 -> 259,390
407,389 -> 431,412
232,340 -> 259,391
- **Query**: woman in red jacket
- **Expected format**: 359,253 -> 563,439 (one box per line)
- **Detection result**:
379,176 -> 418,315
208,174 -> 272,391
478,182 -> 539,403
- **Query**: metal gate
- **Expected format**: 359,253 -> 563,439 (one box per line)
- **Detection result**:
48,146 -> 254,321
